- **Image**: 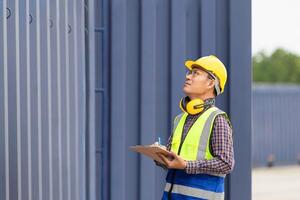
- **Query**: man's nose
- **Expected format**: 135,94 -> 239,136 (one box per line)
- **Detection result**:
185,74 -> 191,80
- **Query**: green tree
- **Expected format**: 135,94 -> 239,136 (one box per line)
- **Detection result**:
253,48 -> 300,84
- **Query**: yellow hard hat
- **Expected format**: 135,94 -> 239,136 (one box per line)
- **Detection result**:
185,55 -> 227,95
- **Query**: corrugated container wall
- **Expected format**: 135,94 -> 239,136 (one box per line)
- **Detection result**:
0,1 -> 86,200
252,85 -> 300,167
94,0 -> 251,200
0,0 -> 252,199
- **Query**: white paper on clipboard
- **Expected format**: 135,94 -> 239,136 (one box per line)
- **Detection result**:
129,144 -> 172,164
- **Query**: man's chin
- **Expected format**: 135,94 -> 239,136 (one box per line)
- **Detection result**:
182,88 -> 190,96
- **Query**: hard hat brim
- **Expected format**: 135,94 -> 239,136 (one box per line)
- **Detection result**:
185,60 -> 197,71
185,60 -> 208,72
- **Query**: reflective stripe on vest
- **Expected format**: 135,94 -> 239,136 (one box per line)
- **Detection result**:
171,107 -> 225,161
172,113 -> 183,134
197,109 -> 225,161
164,183 -> 224,200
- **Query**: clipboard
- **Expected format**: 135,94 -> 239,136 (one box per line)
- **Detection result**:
129,144 -> 172,164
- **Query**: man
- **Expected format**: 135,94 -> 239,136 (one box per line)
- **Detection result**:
158,55 -> 234,200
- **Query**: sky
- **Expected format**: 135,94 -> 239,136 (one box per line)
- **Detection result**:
252,0 -> 300,55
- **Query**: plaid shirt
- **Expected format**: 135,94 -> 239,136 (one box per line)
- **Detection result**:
166,108 -> 234,175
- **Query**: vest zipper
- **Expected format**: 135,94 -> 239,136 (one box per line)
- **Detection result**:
168,115 -> 198,199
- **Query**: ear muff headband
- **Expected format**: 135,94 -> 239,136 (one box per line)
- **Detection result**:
180,97 -> 214,115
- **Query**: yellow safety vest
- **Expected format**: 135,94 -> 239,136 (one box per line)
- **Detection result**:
162,107 -> 230,200
171,107 -> 226,161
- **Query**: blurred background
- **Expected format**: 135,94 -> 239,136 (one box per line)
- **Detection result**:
252,0 -> 300,199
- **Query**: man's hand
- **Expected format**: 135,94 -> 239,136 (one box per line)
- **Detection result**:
157,151 -> 187,170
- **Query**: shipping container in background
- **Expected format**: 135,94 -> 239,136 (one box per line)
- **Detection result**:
252,84 -> 300,167
0,0 -> 251,200
104,0 -> 251,200
0,0 -> 86,200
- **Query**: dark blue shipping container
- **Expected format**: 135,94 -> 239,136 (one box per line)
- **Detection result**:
252,84 -> 300,167
0,1 -> 86,200
96,0 -> 252,200
0,0 -> 251,199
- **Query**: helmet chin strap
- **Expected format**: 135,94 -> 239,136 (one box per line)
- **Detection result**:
208,72 -> 221,96
214,79 -> 221,95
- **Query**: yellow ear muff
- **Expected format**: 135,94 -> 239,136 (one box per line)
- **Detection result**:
186,98 -> 205,115
179,96 -> 215,115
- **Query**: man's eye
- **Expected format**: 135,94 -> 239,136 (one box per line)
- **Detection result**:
193,71 -> 200,76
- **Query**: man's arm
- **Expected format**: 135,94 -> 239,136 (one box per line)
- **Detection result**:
185,114 -> 234,175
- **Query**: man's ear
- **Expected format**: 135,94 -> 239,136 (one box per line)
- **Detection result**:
207,79 -> 215,89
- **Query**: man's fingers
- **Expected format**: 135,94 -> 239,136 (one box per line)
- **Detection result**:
158,153 -> 168,163
157,153 -> 170,167
157,152 -> 186,170
169,151 -> 178,158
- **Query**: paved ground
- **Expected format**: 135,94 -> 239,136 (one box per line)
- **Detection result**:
252,165 -> 300,200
